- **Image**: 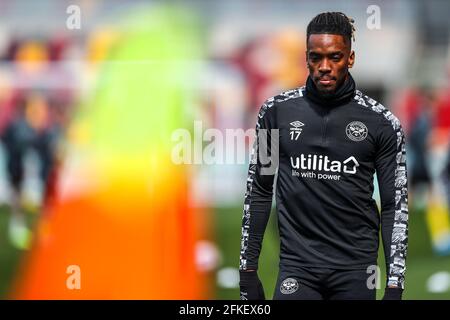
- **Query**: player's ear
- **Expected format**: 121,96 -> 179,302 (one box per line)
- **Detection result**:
348,50 -> 355,69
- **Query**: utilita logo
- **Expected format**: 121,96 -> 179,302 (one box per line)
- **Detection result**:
290,154 -> 359,174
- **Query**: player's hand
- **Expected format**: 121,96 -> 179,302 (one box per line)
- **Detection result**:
382,287 -> 403,300
239,270 -> 265,300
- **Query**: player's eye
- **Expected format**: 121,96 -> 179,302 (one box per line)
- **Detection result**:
331,55 -> 341,61
309,54 -> 321,62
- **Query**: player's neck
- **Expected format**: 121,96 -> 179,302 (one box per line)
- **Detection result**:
305,73 -> 356,107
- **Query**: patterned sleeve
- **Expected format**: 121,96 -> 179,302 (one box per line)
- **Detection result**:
375,112 -> 409,289
239,98 -> 277,271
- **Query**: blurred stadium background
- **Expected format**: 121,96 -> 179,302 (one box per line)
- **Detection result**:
0,0 -> 449,299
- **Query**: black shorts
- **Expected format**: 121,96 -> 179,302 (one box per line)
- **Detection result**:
273,265 -> 377,300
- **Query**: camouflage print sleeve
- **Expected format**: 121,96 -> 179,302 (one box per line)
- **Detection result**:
239,98 -> 277,271
375,111 -> 409,289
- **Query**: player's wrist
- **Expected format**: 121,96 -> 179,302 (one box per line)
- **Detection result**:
239,270 -> 265,300
239,270 -> 259,284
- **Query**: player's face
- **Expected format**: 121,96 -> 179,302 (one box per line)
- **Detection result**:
306,34 -> 355,96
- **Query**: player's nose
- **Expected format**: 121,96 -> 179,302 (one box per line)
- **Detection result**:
318,58 -> 331,73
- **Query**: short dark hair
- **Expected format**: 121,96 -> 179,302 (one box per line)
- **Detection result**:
306,12 -> 356,45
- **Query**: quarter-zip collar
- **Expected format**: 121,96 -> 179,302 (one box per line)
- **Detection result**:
305,73 -> 356,107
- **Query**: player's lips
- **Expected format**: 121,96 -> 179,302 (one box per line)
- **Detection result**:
317,77 -> 335,86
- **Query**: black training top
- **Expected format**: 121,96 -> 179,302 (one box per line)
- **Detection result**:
239,74 -> 408,289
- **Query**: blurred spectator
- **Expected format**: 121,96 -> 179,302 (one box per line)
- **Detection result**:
0,36 -> 72,249
1,92 -> 58,249
394,87 -> 433,209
